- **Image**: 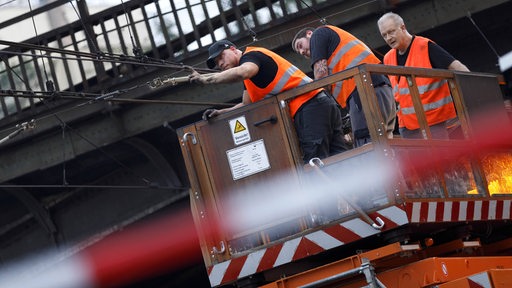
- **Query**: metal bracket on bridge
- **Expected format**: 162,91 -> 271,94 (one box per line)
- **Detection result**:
0,119 -> 36,145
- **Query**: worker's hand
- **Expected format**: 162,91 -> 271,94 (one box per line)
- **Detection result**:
189,71 -> 213,85
202,109 -> 219,120
188,70 -> 203,84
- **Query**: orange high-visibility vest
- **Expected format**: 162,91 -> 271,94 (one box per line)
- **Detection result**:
243,47 -> 322,117
383,36 -> 456,130
324,25 -> 380,107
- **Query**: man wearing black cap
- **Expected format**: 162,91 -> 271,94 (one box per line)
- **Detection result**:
189,40 -> 350,163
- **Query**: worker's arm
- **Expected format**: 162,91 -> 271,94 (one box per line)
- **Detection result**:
202,92 -> 251,120
190,62 -> 259,84
313,58 -> 333,94
313,59 -> 329,79
189,61 -> 258,120
448,60 -> 470,72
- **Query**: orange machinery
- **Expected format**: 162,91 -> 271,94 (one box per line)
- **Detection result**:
177,64 -> 512,288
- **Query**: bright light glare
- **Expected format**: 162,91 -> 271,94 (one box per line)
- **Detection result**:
224,152 -> 395,235
0,250 -> 93,288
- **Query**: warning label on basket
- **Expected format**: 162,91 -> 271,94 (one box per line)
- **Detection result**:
229,116 -> 250,145
226,139 -> 270,180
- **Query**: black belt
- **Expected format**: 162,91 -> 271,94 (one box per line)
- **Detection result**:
374,82 -> 392,88
372,74 -> 391,88
295,90 -> 329,116
315,90 -> 328,98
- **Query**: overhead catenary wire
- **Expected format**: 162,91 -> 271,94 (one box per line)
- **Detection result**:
246,0 -> 384,58
0,40 -> 217,74
0,0 -> 16,8
0,184 -> 185,189
0,0 -> 383,137
120,0 -> 145,59
0,0 -> 384,120
0,89 -> 234,107
67,0 -> 100,54
0,119 -> 35,145
27,0 -> 51,85
226,0 -> 258,41
0,0 -> 228,138
0,0 -> 382,89
0,88 -> 231,155
466,11 -> 500,60
61,122 -> 68,185
0,0 -> 226,138
0,2 -> 161,187
27,0 -> 74,186
0,0 -> 381,77
298,0 -> 329,25
0,0 -> 383,128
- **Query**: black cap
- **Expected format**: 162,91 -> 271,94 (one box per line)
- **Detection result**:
206,40 -> 235,69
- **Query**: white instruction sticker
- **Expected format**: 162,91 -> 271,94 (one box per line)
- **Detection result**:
229,116 -> 250,145
226,139 -> 270,180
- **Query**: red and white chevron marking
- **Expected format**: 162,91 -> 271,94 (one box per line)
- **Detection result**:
208,199 -> 512,286
406,199 -> 512,223
207,205 -> 409,287
467,271 -> 492,287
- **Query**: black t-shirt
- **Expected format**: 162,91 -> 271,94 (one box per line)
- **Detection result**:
309,26 -> 389,87
310,26 -> 339,69
397,36 -> 456,68
239,48 -> 278,89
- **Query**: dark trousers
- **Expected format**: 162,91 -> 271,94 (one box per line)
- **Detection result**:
294,91 -> 351,163
349,84 -> 396,147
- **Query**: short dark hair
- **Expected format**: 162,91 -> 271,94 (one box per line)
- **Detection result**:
291,27 -> 315,52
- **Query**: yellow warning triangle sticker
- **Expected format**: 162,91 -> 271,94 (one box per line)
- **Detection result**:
233,120 -> 246,133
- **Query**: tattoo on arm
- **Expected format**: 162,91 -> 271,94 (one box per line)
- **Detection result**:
313,59 -> 329,79
206,75 -> 215,84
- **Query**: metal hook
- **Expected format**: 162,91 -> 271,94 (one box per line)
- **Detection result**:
212,241 -> 226,254
308,157 -> 325,168
183,132 -> 197,145
371,216 -> 385,229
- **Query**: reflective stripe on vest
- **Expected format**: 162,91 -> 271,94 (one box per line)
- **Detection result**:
269,65 -> 306,96
243,46 -> 321,117
396,79 -> 447,95
329,40 -> 373,98
396,79 -> 452,115
400,94 -> 453,115
323,25 -> 380,107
